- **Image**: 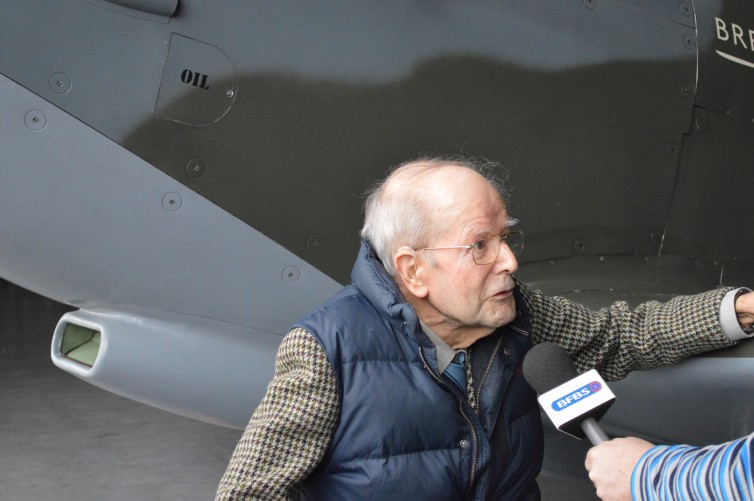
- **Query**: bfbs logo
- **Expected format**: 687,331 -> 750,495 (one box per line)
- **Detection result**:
551,382 -> 602,411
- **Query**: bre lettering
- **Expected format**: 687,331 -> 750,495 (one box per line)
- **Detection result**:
715,17 -> 754,52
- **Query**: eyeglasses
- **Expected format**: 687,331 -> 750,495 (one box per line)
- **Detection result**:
415,229 -> 524,265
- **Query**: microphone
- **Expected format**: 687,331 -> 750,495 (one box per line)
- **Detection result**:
523,342 -> 615,445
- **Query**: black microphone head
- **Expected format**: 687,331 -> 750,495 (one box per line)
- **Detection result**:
522,342 -> 578,395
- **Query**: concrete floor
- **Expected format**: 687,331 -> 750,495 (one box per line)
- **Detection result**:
0,280 -> 242,501
0,278 -> 597,500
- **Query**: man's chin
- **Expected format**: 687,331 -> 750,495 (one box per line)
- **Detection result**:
487,300 -> 517,327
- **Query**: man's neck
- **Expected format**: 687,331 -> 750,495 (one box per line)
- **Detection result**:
397,280 -> 496,349
431,323 -> 495,350
414,307 -> 495,349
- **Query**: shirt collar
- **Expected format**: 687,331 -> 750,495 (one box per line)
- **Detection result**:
420,321 -> 464,374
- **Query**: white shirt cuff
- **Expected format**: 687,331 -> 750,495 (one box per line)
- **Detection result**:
720,288 -> 753,341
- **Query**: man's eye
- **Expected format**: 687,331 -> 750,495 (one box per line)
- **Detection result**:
472,239 -> 488,252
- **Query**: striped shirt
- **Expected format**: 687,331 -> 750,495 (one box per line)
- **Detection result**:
632,433 -> 754,500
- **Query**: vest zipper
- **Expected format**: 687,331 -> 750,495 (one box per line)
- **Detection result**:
419,346 -> 479,493
418,345 -> 443,385
473,336 -> 504,405
457,398 -> 479,491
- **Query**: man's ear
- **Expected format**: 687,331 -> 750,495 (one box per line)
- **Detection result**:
394,246 -> 429,298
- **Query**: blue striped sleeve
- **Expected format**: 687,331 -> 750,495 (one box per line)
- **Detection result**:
631,433 -> 754,500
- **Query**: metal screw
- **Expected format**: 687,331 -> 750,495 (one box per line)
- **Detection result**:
49,72 -> 72,94
667,141 -> 680,158
695,113 -> 710,132
573,239 -> 587,254
306,235 -> 326,254
25,110 -> 47,130
162,193 -> 183,211
282,267 -> 301,283
682,33 -> 696,50
186,158 -> 206,178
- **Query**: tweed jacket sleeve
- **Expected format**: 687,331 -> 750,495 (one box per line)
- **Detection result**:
215,328 -> 340,501
517,282 -> 738,381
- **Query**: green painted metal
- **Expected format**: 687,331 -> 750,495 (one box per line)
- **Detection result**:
61,324 -> 101,368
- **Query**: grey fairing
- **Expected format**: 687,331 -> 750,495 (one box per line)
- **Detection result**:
0,75 -> 340,427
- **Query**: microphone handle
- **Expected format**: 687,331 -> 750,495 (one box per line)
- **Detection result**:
581,417 -> 609,445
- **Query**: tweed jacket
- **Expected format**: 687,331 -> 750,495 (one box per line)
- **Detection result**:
216,245 -> 736,500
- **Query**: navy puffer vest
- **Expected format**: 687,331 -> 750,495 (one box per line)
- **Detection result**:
297,241 -> 542,500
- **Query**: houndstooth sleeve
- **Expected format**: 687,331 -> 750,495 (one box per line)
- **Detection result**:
215,328 -> 340,500
518,281 -> 739,381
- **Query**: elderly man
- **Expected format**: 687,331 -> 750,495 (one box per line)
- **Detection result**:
216,157 -> 753,500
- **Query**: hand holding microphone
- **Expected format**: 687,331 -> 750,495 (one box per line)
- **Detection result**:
584,437 -> 654,501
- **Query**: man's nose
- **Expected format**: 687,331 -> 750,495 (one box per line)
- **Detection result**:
494,241 -> 519,274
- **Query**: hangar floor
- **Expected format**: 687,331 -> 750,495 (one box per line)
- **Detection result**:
0,279 -> 597,500
0,280 -> 242,501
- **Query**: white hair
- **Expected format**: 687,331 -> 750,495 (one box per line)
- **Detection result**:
360,156 -> 511,276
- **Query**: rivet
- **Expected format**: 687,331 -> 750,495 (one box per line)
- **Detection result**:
682,33 -> 696,50
573,239 -> 587,254
162,193 -> 183,211
667,141 -> 680,159
306,234 -> 326,254
695,113 -> 710,132
281,267 -> 301,283
460,439 -> 470,448
25,110 -> 47,131
186,157 -> 206,178
49,72 -> 72,94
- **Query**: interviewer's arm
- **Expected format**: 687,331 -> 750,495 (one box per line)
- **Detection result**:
630,433 -> 754,500
587,433 -> 754,501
